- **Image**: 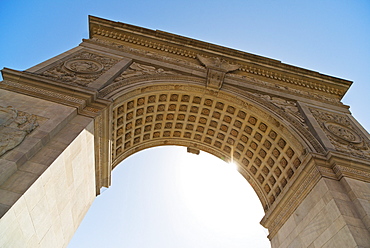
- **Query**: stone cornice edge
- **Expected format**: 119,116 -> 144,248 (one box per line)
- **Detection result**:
0,68 -> 111,117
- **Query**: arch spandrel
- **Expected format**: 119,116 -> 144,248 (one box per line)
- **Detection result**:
107,78 -> 318,211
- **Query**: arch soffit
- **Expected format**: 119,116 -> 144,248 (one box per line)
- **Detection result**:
101,74 -> 324,154
104,75 -> 323,211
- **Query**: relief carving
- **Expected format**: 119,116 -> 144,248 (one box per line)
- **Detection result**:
310,108 -> 370,158
0,106 -> 38,156
90,38 -> 205,71
90,37 -> 341,105
64,59 -> 104,74
197,55 -> 239,89
250,93 -> 306,127
114,62 -> 177,81
324,122 -> 362,144
228,73 -> 342,106
42,51 -> 119,86
89,37 -> 343,105
90,31 -> 345,99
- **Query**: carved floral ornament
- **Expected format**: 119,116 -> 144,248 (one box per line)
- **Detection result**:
0,106 -> 38,156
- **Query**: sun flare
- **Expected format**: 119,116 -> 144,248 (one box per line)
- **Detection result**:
228,161 -> 239,171
175,149 -> 267,238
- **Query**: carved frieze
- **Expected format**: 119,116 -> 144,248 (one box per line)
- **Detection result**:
114,62 -> 178,81
88,38 -> 343,106
228,73 -> 342,106
310,108 -> 370,158
237,66 -> 345,97
89,38 -> 204,71
90,23 -> 350,99
0,106 -> 38,156
42,51 -> 119,86
1,80 -> 85,104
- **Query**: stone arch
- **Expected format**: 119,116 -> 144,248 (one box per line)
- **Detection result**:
103,76 -> 317,211
2,16 -> 370,248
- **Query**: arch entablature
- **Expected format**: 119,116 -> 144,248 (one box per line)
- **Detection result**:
105,76 -> 322,211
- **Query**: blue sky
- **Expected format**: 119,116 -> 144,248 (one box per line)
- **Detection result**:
1,1 -> 369,247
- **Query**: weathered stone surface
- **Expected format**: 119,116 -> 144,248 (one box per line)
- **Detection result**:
0,120 -> 95,248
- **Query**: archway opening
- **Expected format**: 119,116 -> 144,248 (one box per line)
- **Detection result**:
68,146 -> 270,247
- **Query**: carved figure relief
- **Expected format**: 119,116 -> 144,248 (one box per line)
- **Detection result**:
114,62 -> 177,81
251,93 -> 305,124
310,108 -> 370,158
0,106 -> 38,156
42,51 -> 118,86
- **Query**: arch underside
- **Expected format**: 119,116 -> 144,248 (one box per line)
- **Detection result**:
107,79 -> 312,211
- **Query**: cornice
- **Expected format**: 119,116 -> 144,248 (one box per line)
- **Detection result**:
88,16 -> 352,100
326,151 -> 370,182
84,38 -> 346,108
260,151 -> 370,239
0,68 -> 111,117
